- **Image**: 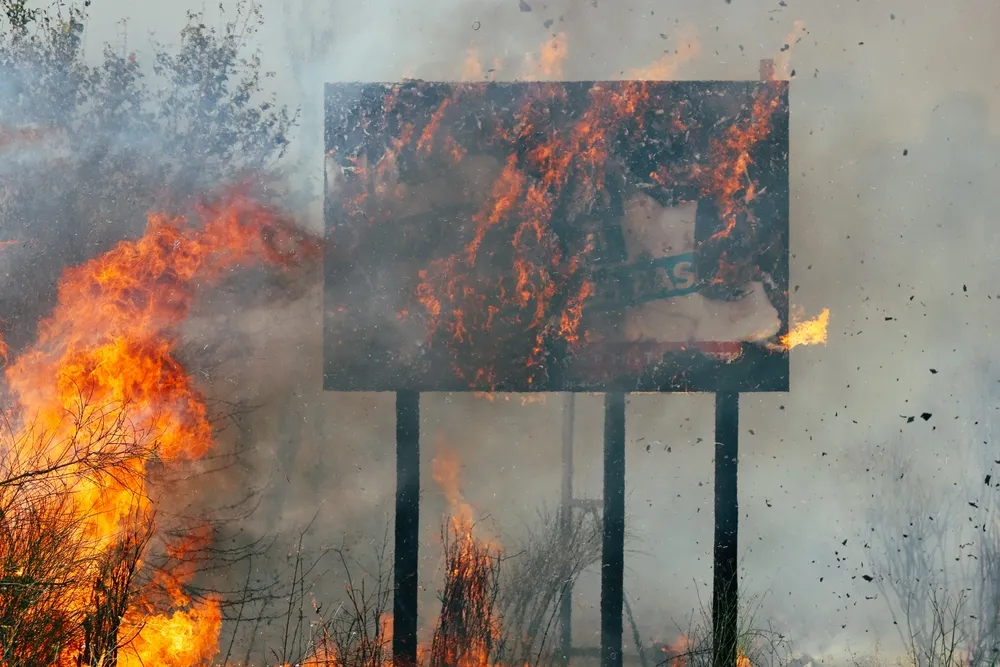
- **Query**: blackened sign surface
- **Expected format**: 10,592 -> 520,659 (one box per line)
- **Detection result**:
324,80 -> 790,393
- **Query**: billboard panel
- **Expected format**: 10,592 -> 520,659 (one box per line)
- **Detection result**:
324,80 -> 789,392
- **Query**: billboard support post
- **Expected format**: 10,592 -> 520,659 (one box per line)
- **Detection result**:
559,394 -> 576,667
711,392 -> 740,667
393,391 -> 420,667
601,393 -> 626,667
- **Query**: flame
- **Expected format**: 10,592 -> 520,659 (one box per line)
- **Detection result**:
699,82 -> 783,252
0,125 -> 45,149
657,635 -> 752,667
521,32 -> 568,80
430,440 -> 503,667
462,49 -> 484,81
334,35 -> 788,390
416,79 -> 666,388
773,20 -> 806,79
658,633 -> 692,667
1,187 -> 319,665
472,392 -> 547,405
432,440 -> 477,529
628,27 -> 701,79
779,307 -> 829,349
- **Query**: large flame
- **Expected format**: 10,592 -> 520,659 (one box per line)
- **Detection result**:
780,307 -> 829,349
430,441 -> 503,667
1,188 -> 319,666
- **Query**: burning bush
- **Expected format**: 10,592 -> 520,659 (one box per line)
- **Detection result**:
430,519 -> 505,667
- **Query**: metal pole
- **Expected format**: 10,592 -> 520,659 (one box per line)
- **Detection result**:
559,393 -> 576,666
601,392 -> 626,667
711,392 -> 739,667
393,391 -> 420,667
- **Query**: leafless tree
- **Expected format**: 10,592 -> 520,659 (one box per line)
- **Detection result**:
869,438 -> 1000,667
498,504 -> 604,667
0,397 -> 158,666
430,517 -> 506,667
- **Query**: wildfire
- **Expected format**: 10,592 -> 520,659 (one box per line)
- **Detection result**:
472,392 -> 547,405
773,20 -> 807,80
462,49 -> 484,81
521,32 -> 568,80
658,635 -> 754,667
0,187 -> 319,666
431,441 -> 503,667
779,307 -> 829,349
628,27 -> 701,79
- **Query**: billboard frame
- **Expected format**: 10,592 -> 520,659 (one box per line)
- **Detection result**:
323,63 -> 786,667
323,77 -> 790,395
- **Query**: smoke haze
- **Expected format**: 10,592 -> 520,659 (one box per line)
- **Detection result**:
7,0 -> 1000,662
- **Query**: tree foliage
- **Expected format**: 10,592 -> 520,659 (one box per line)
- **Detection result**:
0,0 -> 297,351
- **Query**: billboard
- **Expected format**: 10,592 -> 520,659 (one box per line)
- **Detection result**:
323,80 -> 789,393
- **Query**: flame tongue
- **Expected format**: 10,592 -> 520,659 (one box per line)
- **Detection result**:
2,188 -> 319,666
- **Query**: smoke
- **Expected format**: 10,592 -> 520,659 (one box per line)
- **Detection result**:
3,0 -> 998,662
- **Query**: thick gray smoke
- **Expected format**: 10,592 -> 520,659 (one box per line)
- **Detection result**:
10,0 -> 999,663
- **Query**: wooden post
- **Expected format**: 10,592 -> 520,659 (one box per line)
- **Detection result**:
601,393 -> 626,667
711,392 -> 740,667
393,391 -> 420,667
559,394 -> 576,666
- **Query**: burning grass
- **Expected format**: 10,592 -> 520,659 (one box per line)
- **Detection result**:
0,188 -> 320,666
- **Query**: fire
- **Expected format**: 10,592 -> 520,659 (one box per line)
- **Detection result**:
702,84 -> 783,245
430,441 -> 503,667
779,307 -> 829,349
472,392 -> 547,405
628,27 -> 701,79
329,33 -> 790,390
773,21 -> 806,80
0,187 -> 319,665
521,32 -> 568,80
657,634 -> 753,667
462,49 -> 484,81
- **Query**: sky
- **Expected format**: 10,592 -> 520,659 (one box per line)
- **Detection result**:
66,0 -> 1000,661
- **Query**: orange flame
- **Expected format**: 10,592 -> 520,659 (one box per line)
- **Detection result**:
702,83 -> 783,246
430,440 -> 503,667
629,27 -> 701,79
780,307 -> 829,349
522,32 -> 568,80
1,188 -> 320,666
773,20 -> 806,80
462,49 -> 484,81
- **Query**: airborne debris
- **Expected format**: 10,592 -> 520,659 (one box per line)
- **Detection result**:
862,575 -> 874,582
519,0 -> 532,11
921,412 -> 932,421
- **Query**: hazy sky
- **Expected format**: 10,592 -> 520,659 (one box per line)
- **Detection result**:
72,0 -> 1000,661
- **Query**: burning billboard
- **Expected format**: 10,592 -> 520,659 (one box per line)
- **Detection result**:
324,80 -> 789,392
